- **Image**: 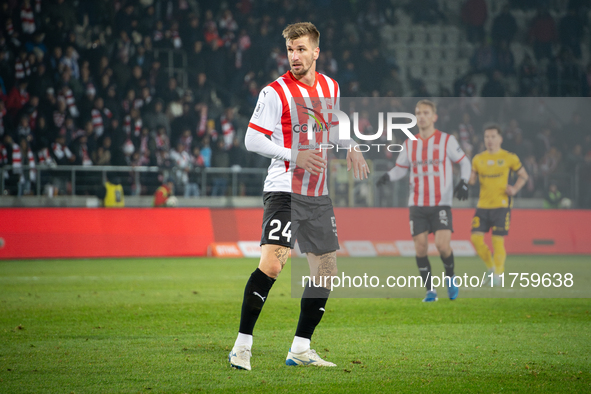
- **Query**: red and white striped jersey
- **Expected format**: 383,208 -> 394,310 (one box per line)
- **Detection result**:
20,5 -> 35,34
91,109 -> 104,136
58,88 -> 79,118
123,115 -> 142,137
220,115 -> 235,150
11,143 -> 22,167
51,142 -> 74,163
395,130 -> 466,207
247,71 -> 339,196
10,144 -> 36,180
38,147 -> 55,166
15,58 -> 31,80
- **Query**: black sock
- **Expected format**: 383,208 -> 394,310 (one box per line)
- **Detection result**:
294,283 -> 330,340
416,256 -> 432,291
441,252 -> 455,278
238,268 -> 275,335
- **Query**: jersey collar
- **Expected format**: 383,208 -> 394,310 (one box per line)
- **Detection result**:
416,129 -> 440,141
485,148 -> 503,155
286,71 -> 318,91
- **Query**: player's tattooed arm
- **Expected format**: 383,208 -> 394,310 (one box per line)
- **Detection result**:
274,246 -> 290,269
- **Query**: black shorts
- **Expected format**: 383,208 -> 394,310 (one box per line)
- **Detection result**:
408,206 -> 454,236
260,192 -> 340,255
471,208 -> 511,236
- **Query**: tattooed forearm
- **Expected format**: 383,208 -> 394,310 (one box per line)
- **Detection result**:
274,246 -> 289,268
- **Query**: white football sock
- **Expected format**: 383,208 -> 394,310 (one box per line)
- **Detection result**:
291,336 -> 310,353
234,333 -> 253,349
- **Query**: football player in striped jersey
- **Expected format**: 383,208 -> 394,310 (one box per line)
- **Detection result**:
229,22 -> 369,371
377,100 -> 471,302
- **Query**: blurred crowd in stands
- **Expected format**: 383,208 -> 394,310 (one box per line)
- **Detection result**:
0,0 -> 590,205
460,0 -> 591,97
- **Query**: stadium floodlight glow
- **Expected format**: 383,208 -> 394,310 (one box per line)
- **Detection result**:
319,109 -> 418,141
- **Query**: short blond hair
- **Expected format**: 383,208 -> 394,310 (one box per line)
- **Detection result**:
416,99 -> 437,113
282,22 -> 320,48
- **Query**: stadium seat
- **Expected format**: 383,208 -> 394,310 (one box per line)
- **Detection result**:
392,28 -> 410,45
408,48 -> 426,62
380,25 -> 396,41
425,25 -> 443,44
409,26 -> 427,46
426,81 -> 440,96
440,0 -> 461,15
442,26 -> 460,47
505,75 -> 520,96
393,8 -> 412,26
407,61 -> 427,79
443,65 -> 458,81
455,59 -> 471,76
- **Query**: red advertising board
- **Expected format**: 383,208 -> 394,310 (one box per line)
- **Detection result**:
0,208 -> 214,259
0,208 -> 589,259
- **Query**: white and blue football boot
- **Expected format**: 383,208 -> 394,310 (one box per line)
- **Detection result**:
285,348 -> 336,367
229,345 -> 252,370
447,276 -> 459,300
422,290 -> 438,302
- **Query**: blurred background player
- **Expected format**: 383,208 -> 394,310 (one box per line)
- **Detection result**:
153,177 -> 176,207
229,22 -> 368,371
377,100 -> 471,302
469,124 -> 529,286
97,174 -> 125,207
544,183 -> 562,209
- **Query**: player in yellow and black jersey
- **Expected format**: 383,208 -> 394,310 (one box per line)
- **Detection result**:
469,124 -> 528,285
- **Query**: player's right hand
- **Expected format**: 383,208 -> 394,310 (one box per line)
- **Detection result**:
296,150 -> 326,175
505,184 -> 517,196
376,173 -> 390,187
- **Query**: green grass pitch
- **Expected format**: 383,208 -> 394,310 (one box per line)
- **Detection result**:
1,256 -> 590,393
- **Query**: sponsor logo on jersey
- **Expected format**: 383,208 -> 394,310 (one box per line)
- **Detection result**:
253,102 -> 265,119
298,142 -> 321,150
411,159 -> 442,167
292,121 -> 329,134
411,171 -> 442,177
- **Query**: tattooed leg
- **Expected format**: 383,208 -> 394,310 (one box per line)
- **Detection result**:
258,245 -> 289,278
274,246 -> 290,270
308,251 -> 337,289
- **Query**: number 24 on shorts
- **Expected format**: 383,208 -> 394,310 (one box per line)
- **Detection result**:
268,220 -> 292,242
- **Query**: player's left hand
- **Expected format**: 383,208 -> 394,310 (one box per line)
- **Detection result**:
506,184 -> 517,196
454,179 -> 469,200
347,150 -> 370,180
376,173 -> 390,187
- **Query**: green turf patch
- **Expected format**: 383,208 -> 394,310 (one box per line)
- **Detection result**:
1,257 -> 590,393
